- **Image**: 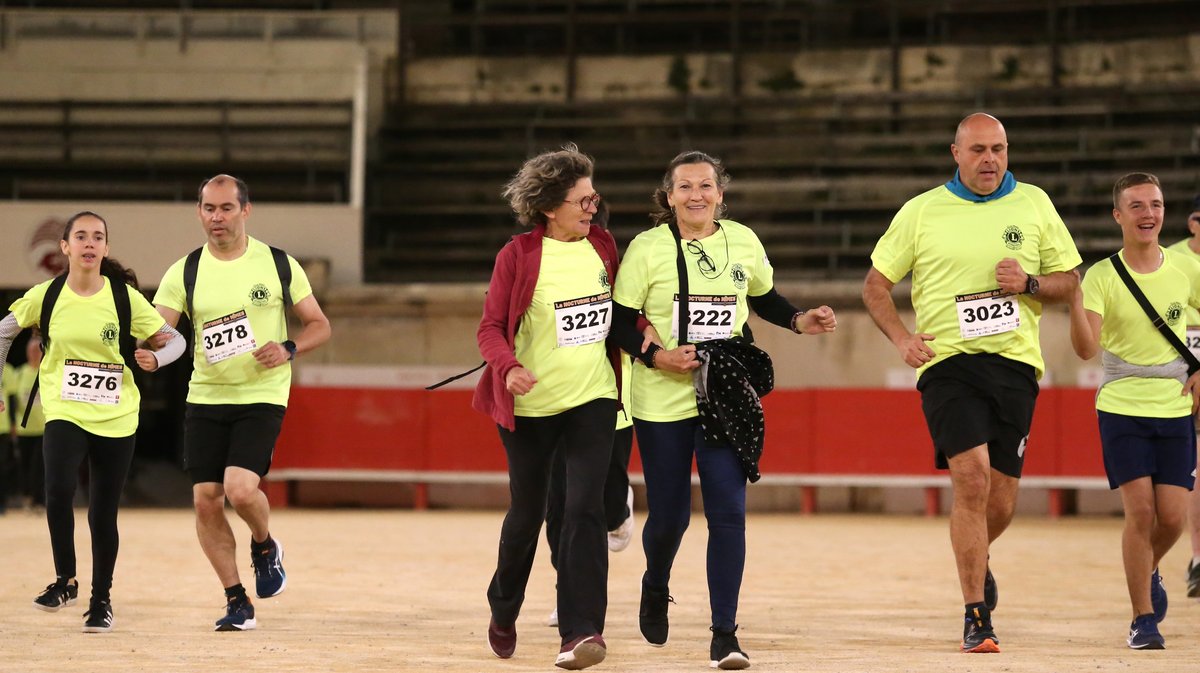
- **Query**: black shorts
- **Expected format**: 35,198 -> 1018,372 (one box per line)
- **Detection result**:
917,353 -> 1039,479
1098,411 -> 1196,490
184,403 -> 286,485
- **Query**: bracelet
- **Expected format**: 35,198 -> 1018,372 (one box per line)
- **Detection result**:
791,311 -> 805,334
649,346 -> 661,369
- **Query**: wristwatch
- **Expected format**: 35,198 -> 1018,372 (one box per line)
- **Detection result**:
1023,275 -> 1040,296
282,340 -> 298,360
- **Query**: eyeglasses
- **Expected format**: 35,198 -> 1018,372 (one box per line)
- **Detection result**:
565,193 -> 602,210
685,234 -> 728,280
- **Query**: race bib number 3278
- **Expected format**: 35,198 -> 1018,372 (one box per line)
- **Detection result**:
202,310 -> 258,364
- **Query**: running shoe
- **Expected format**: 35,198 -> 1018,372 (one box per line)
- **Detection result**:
710,626 -> 751,670
33,579 -> 78,612
984,566 -> 998,611
215,596 -> 257,632
961,605 -> 1000,653
639,577 -> 673,647
487,619 -> 516,659
252,538 -> 287,598
1187,558 -> 1200,599
555,634 -> 606,670
1127,613 -> 1165,650
608,486 -> 635,552
1151,568 -> 1167,623
82,598 -> 114,633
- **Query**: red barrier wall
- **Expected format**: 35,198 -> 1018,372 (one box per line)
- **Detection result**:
275,387 -> 1106,478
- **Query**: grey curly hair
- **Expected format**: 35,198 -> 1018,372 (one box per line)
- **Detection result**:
502,143 -> 594,227
650,150 -> 731,226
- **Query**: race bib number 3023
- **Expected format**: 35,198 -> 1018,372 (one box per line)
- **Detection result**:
955,288 -> 1019,339
61,359 -> 123,405
672,294 -> 737,342
554,292 -> 612,347
202,309 -> 258,364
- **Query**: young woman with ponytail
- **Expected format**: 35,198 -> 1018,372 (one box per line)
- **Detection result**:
0,211 -> 186,633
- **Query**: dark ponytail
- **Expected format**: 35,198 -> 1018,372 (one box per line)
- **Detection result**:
62,211 -> 140,290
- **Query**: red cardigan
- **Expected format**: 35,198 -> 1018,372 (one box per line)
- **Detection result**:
472,223 -> 626,431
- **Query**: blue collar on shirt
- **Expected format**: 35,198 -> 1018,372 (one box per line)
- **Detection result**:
945,169 -> 1016,202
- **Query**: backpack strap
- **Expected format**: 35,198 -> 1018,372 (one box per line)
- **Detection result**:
1109,252 -> 1200,375
22,273 -> 68,428
182,246 -> 203,322
109,276 -> 136,372
270,246 -> 294,309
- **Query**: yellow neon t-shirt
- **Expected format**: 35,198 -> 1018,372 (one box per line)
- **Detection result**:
513,237 -> 617,417
614,220 -> 773,422
15,363 -> 45,436
1167,239 -> 1200,327
154,237 -> 313,407
8,278 -> 165,438
0,363 -> 15,434
1082,248 -> 1200,418
871,182 -> 1082,380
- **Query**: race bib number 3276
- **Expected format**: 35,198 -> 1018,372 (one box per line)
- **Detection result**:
61,359 -> 122,405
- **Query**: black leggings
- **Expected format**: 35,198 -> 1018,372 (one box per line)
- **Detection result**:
488,397 -> 615,644
43,420 -> 136,602
546,425 -> 634,570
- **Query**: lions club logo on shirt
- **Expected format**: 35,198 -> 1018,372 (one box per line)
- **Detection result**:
249,284 -> 271,306
100,322 -> 118,345
1167,302 -> 1184,326
1002,225 -> 1025,250
598,269 -> 610,290
730,263 -> 748,289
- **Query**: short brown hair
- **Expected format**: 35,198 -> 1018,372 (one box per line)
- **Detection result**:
1112,172 -> 1160,209
502,144 -> 593,227
198,174 -> 250,208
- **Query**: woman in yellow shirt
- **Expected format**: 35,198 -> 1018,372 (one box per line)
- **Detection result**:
0,212 -> 185,633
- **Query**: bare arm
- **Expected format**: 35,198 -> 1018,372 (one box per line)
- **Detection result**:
1066,283 -> 1101,360
252,294 -> 332,369
862,267 -> 936,369
155,305 -> 183,329
995,258 -> 1078,304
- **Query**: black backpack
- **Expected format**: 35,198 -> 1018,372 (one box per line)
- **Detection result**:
181,245 -> 293,323
22,273 -> 135,427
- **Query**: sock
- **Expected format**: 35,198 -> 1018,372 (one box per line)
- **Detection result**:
251,534 -> 274,552
225,584 -> 248,602
964,602 -> 989,623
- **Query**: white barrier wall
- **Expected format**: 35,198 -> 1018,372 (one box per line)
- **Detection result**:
0,201 -> 362,288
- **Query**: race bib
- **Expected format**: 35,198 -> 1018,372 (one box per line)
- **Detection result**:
554,292 -> 612,347
671,294 -> 736,342
955,289 -> 1019,339
202,310 -> 258,364
1187,327 -> 1200,361
61,359 -> 122,405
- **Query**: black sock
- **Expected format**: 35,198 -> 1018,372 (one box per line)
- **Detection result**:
251,534 -> 274,552
965,602 -> 989,621
225,584 -> 249,602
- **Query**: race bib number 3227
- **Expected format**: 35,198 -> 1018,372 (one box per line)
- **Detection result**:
554,292 -> 612,347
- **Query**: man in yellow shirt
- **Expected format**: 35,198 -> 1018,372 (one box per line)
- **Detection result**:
863,113 -> 1081,653
153,175 -> 331,632
1068,173 -> 1200,649
1166,194 -> 1200,599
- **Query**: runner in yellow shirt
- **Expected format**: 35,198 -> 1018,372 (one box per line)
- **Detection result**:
864,113 -> 1081,653
15,336 -> 48,507
1165,193 -> 1200,599
153,175 -> 331,632
0,211 -> 185,633
0,361 -> 16,514
1068,173 -> 1200,649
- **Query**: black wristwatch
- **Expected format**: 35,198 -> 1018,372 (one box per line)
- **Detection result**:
282,340 -> 298,360
1023,275 -> 1040,296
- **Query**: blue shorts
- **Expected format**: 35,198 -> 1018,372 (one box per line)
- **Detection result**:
1097,411 -> 1197,490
